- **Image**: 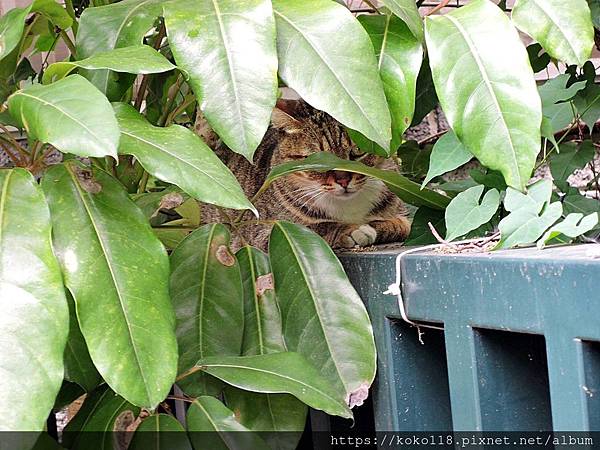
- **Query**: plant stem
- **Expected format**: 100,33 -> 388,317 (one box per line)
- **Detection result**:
29,140 -> 42,163
64,0 -> 79,35
134,21 -> 166,111
425,0 -> 451,16
164,93 -> 196,126
137,171 -> 150,194
158,75 -> 184,126
0,125 -> 29,160
0,141 -> 24,166
361,0 -> 381,13
60,30 -> 77,58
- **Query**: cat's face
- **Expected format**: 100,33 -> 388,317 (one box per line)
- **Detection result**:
269,101 -> 395,221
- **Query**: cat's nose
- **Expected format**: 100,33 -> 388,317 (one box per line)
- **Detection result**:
333,171 -> 351,189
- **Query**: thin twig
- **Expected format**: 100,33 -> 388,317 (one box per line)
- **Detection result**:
167,395 -> 195,404
60,29 -> 77,57
164,93 -> 196,127
0,141 -> 24,166
134,21 -> 166,110
425,0 -> 452,16
158,75 -> 184,126
0,125 -> 29,158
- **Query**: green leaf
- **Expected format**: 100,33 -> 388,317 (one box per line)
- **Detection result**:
589,0 -> 600,29
512,0 -> 594,66
574,83 -> 600,132
445,185 -> 500,241
76,0 -> 162,99
346,128 -> 388,157
196,353 -> 352,418
170,224 -> 244,374
272,0 -> 392,150
129,414 -> 192,450
359,14 -> 423,147
0,6 -> 31,61
422,130 -> 472,188
236,247 -> 285,356
380,0 -> 423,41
31,0 -> 72,30
539,74 -> 587,106
411,57 -> 438,126
497,180 -> 563,248
538,74 -> 587,132
527,43 -> 551,73
550,141 -> 595,192
164,0 -> 278,160
541,116 -> 559,153
43,45 -> 176,84
260,152 -> 450,210
227,247 -> 307,450
425,0 -> 542,191
497,202 -> 563,249
187,397 -> 271,450
42,161 -> 178,408
405,206 -> 446,245
504,178 -> 552,212
63,385 -> 140,450
223,389 -> 306,450
269,221 -> 375,407
63,293 -> 101,392
7,75 -> 120,158
537,212 -> 598,248
114,103 -> 255,213
0,169 -> 68,430
563,188 -> 600,216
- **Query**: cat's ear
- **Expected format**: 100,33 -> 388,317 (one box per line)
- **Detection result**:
272,100 -> 302,132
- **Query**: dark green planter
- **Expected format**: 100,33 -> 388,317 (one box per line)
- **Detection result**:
340,244 -> 600,432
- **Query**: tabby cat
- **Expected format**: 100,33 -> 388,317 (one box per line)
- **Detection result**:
199,100 -> 410,250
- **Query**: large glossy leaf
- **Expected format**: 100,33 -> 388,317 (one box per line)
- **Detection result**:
512,0 -> 594,67
164,0 -> 277,160
187,397 -> 271,450
63,385 -> 140,450
359,14 -> 423,148
195,353 -> 352,418
380,0 -> 423,41
269,221 -> 376,407
236,247 -> 285,355
226,247 -> 307,450
43,45 -> 175,84
114,103 -> 255,213
272,0 -> 392,150
170,224 -> 244,375
0,6 -> 30,61
129,414 -> 192,450
42,161 -> 177,408
7,75 -> 119,158
259,151 -> 450,210
63,293 -> 101,392
76,0 -> 162,99
425,0 -> 542,191
223,389 -> 306,450
0,169 -> 68,430
444,185 -> 500,241
422,130 -> 473,188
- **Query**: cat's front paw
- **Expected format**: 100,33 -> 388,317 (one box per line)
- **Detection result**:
340,224 -> 378,248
